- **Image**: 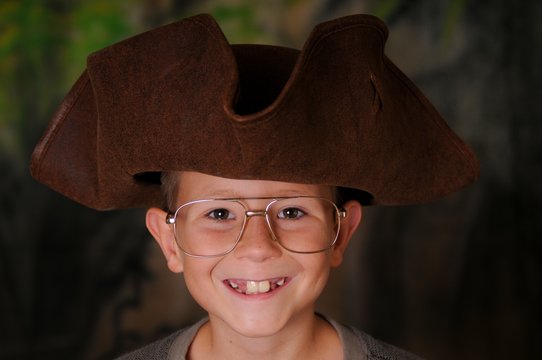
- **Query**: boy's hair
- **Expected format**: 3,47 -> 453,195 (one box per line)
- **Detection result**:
161,171 -> 179,211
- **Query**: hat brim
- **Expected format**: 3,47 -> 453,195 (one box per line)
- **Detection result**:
30,14 -> 479,209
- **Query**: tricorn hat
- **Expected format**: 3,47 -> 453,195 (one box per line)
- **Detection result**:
30,14 -> 479,210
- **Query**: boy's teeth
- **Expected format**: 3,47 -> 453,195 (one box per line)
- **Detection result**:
258,280 -> 270,293
246,281 -> 260,294
228,278 -> 286,295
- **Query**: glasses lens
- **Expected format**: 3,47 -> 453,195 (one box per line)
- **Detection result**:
267,197 -> 340,253
173,200 -> 246,256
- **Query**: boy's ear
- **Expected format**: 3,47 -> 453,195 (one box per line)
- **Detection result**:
330,200 -> 362,267
146,207 -> 184,273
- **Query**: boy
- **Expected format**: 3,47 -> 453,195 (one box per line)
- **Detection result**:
30,13 -> 478,359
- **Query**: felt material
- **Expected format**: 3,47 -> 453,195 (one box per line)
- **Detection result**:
30,13 -> 479,210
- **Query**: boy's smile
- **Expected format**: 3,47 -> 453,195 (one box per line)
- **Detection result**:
225,277 -> 288,295
146,171 -> 362,340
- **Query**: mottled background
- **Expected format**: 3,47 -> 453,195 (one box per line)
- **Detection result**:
1,0 -> 541,359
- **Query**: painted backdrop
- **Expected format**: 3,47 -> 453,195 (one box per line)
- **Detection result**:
1,0 -> 540,359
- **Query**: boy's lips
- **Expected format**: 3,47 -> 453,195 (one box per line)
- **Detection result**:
224,277 -> 288,295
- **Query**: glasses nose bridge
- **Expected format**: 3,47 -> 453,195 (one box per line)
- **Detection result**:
241,207 -> 277,241
245,209 -> 267,218
243,198 -> 273,221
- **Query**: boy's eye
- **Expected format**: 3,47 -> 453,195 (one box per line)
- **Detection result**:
277,207 -> 306,220
206,208 -> 235,221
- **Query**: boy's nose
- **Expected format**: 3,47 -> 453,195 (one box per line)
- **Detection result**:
233,215 -> 282,261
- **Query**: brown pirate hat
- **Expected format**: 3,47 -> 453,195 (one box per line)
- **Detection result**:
30,14 -> 479,210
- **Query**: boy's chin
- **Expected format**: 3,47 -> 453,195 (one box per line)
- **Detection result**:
214,311 -> 293,338
212,305 -> 316,339
235,325 -> 282,339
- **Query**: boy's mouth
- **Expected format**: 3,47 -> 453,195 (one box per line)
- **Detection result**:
225,277 -> 287,295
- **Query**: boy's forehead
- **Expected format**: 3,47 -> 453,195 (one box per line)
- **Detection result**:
176,171 -> 334,199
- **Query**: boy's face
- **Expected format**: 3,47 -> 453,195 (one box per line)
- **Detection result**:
146,171 -> 362,338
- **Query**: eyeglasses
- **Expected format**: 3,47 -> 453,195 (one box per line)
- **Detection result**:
166,196 -> 347,258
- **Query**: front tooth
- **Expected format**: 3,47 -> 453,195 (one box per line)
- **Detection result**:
246,281 -> 258,294
258,280 -> 270,293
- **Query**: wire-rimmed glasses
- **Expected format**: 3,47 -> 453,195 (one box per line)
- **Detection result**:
165,196 -> 346,258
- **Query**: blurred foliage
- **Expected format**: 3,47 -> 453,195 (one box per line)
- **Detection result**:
372,0 -> 402,19
0,0 -> 60,160
63,0 -> 141,88
211,4 -> 265,43
443,0 -> 468,39
373,0 -> 468,41
0,0 -> 140,163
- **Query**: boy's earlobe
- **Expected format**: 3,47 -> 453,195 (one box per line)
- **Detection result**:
146,208 -> 184,273
330,201 -> 362,267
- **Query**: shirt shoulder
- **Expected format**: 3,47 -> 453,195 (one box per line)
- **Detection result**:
114,330 -> 180,360
326,316 -> 424,360
114,318 -> 208,360
359,330 -> 424,360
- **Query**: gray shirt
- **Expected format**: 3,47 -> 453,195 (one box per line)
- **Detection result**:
117,317 -> 423,359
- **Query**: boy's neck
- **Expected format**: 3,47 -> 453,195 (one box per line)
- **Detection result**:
188,311 -> 343,360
